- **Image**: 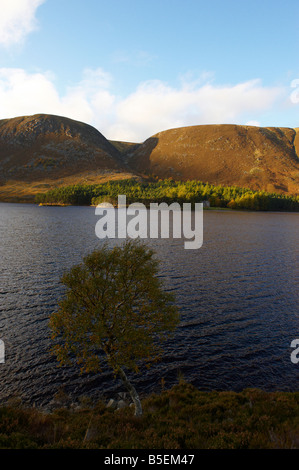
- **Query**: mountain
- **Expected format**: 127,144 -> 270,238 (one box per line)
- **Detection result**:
0,115 -> 298,202
0,114 -> 134,202
126,124 -> 299,195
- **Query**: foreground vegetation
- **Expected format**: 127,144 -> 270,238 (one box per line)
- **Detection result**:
35,178 -> 299,211
0,382 -> 298,449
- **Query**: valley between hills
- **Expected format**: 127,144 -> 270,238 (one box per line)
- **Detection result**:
0,113 -> 298,203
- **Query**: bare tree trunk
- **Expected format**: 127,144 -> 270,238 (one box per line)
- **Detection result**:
117,367 -> 143,416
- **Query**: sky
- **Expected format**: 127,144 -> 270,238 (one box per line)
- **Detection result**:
0,0 -> 298,142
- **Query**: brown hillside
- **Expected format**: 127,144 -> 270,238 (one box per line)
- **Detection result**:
0,114 -> 133,202
1,117 -> 299,202
127,124 -> 299,195
294,128 -> 299,157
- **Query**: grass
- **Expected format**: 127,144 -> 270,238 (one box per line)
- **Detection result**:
0,382 -> 298,449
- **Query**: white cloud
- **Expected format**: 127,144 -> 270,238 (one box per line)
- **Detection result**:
108,79 -> 283,141
0,67 -> 115,127
0,67 -> 284,142
246,120 -> 261,127
60,68 -> 115,126
0,0 -> 45,46
0,68 -> 61,116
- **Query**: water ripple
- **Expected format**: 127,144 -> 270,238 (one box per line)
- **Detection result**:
0,203 -> 298,405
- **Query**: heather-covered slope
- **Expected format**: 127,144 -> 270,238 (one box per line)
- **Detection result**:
126,124 -> 299,195
1,116 -> 298,202
0,114 -> 133,202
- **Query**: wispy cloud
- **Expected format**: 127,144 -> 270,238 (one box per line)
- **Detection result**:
112,49 -> 156,67
0,0 -> 45,47
108,78 -> 283,141
0,67 -> 116,129
0,67 -> 284,142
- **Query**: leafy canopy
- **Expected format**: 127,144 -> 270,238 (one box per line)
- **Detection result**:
50,240 -> 180,375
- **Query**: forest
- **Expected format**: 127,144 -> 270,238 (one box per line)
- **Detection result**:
35,178 -> 299,212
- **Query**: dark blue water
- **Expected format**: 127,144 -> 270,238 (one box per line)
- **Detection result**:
0,203 -> 298,406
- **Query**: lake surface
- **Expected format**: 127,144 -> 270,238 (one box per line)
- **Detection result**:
0,203 -> 298,406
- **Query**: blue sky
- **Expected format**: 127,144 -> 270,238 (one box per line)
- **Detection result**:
0,0 -> 298,142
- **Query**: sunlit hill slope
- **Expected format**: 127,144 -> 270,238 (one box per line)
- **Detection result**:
0,114 -> 298,202
0,114 -> 134,202
126,124 -> 299,195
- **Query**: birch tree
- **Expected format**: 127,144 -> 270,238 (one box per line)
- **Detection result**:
49,240 -> 179,416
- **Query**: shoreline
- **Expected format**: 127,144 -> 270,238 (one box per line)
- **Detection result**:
1,199 -> 298,213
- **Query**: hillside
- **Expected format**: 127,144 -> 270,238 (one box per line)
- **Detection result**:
126,125 -> 299,195
0,114 -> 134,202
0,115 -> 298,202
